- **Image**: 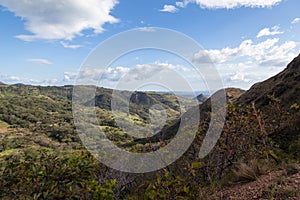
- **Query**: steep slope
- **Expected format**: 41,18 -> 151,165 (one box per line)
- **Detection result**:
146,55 -> 300,186
238,54 -> 300,108
237,54 -> 300,157
140,55 -> 300,199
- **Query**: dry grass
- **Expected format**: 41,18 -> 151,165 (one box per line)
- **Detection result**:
0,120 -> 9,134
232,159 -> 265,183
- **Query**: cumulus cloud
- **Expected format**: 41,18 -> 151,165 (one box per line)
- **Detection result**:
291,18 -> 300,24
221,60 -> 288,89
3,64 -> 165,86
124,62 -> 176,81
223,70 -> 261,89
63,72 -> 77,82
175,1 -> 188,8
194,34 -> 298,89
256,25 -> 284,38
175,0 -> 282,9
160,5 -> 178,13
74,66 -> 131,85
60,41 -> 82,49
0,0 -> 119,41
0,74 -> 60,85
0,74 -> 26,83
69,62 -> 202,90
228,70 -> 251,83
75,63 -> 177,84
26,58 -> 52,65
257,41 -> 297,67
194,38 -> 297,67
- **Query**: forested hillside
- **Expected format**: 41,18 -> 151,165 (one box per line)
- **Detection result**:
0,55 -> 299,199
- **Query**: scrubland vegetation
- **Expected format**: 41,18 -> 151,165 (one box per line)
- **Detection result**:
0,55 -> 299,199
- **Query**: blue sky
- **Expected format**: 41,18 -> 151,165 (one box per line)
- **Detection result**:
0,0 -> 299,91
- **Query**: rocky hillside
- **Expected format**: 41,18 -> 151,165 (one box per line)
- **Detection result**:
146,54 -> 300,199
237,54 -> 300,158
238,54 -> 300,108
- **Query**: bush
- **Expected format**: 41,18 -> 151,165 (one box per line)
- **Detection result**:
0,149 -> 118,199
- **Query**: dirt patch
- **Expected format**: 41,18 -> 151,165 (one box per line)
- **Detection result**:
214,165 -> 300,200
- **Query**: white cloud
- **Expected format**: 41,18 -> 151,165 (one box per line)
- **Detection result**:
0,74 -> 25,83
194,37 -> 297,67
194,35 -> 298,89
221,60 -> 288,88
0,0 -> 119,41
108,62 -> 199,91
257,41 -> 297,67
175,0 -> 282,9
75,63 -> 176,84
26,58 -> 52,65
160,5 -> 178,13
137,27 -> 156,32
74,66 -> 131,85
175,1 -> 188,8
63,72 -> 77,82
125,62 -> 176,81
60,41 -> 82,49
228,70 -> 251,83
71,62 -> 200,90
291,18 -> 300,24
0,74 -> 59,85
256,25 -> 284,38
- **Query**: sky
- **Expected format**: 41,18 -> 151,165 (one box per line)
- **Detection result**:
0,0 -> 300,91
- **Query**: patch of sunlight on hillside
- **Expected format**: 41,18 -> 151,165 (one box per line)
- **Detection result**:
0,120 -> 9,133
